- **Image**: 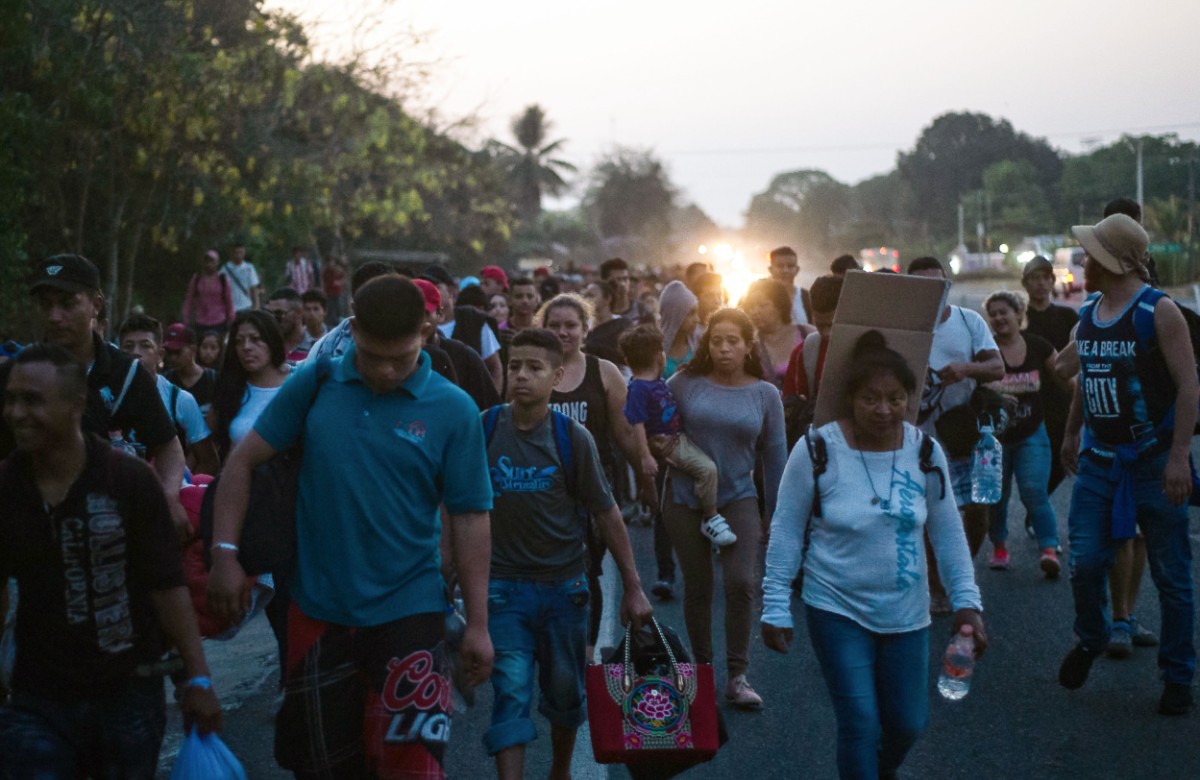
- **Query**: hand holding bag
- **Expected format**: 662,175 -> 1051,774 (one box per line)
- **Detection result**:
586,618 -> 720,767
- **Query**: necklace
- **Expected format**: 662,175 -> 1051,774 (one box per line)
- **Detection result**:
854,428 -> 899,510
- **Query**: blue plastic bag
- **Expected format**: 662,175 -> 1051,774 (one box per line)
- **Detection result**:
169,729 -> 247,780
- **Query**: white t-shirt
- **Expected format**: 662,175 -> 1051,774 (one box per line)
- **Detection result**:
438,320 -> 501,360
919,305 -> 998,433
229,384 -> 282,447
790,287 -> 810,327
221,262 -> 260,312
155,374 -> 210,445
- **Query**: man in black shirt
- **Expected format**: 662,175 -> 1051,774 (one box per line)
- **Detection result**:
0,344 -> 221,776
0,255 -> 189,540
413,280 -> 501,410
162,322 -> 217,415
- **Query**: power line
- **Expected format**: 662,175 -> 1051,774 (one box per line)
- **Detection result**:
665,121 -> 1200,157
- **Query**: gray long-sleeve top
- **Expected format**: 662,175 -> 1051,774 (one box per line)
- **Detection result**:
666,371 -> 787,518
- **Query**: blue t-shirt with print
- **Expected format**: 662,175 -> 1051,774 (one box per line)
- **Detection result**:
254,346 -> 492,627
623,378 -> 681,437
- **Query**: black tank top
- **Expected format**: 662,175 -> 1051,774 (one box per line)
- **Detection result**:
550,354 -> 615,478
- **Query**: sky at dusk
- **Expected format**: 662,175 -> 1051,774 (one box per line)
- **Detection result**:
270,0 -> 1200,228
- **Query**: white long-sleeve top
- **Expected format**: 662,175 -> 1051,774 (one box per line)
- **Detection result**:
763,421 -> 982,633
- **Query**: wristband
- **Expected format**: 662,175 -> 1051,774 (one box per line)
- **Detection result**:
185,675 -> 212,690
211,542 -> 239,553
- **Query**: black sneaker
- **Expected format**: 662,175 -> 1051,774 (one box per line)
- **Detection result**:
1159,683 -> 1194,716
651,579 -> 674,601
1059,644 -> 1096,690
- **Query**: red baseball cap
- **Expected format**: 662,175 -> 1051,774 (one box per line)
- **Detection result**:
412,279 -> 442,313
480,265 -> 509,290
163,322 -> 195,350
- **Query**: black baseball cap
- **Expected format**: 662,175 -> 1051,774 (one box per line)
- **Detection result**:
421,264 -> 456,289
1021,255 -> 1054,280
30,254 -> 102,295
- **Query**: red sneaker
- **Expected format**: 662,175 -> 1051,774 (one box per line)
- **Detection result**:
1040,548 -> 1061,579
988,547 -> 1010,570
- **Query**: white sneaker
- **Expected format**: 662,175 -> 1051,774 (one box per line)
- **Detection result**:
700,513 -> 737,546
725,674 -> 763,709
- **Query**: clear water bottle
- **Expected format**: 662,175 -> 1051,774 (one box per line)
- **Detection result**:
970,424 -> 1002,504
108,431 -> 141,458
937,625 -> 976,701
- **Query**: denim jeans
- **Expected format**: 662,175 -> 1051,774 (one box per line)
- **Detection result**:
988,423 -> 1059,549
0,677 -> 166,779
1068,450 -> 1195,684
805,606 -> 929,780
484,577 -> 590,755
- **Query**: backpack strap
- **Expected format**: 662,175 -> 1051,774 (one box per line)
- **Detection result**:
482,404 -> 505,446
168,383 -> 180,427
109,360 -> 140,419
804,425 -> 828,518
1131,286 -> 1167,353
550,410 -> 578,501
918,432 -> 946,500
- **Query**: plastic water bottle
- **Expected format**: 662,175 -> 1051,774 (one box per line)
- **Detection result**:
937,625 -> 976,701
970,424 -> 1002,504
108,431 -> 141,458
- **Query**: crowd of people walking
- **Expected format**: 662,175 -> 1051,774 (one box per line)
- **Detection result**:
0,196 -> 1195,779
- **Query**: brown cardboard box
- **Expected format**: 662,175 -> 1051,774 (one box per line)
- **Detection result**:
813,270 -> 949,427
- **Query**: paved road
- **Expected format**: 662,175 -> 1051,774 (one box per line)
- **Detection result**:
159,457 -> 1200,779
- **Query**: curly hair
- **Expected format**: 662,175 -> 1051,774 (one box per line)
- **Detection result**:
536,292 -> 594,331
683,307 -> 764,379
984,289 -> 1027,327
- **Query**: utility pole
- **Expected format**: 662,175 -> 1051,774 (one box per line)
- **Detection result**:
957,202 -> 964,248
1135,137 -> 1144,209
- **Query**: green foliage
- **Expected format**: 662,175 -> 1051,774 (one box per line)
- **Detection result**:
745,169 -> 852,263
0,0 -> 516,332
584,147 -> 675,245
491,104 -> 577,226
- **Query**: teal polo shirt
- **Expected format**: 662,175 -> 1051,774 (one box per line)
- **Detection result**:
254,344 -> 492,627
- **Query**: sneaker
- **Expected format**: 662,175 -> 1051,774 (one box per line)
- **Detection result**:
1059,644 -> 1097,690
988,547 -> 1010,570
700,514 -> 737,546
1159,682 -> 1194,716
1107,621 -> 1133,659
651,579 -> 674,601
1129,616 -> 1159,647
1039,549 -> 1061,579
725,674 -> 763,710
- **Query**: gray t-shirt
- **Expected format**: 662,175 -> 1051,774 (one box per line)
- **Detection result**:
486,406 -> 615,580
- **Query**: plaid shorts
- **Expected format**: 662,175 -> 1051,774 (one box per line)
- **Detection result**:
275,605 -> 451,780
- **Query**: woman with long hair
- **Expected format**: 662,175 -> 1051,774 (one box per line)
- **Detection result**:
982,290 -> 1065,577
762,330 -> 985,779
740,277 -> 810,392
196,330 -> 224,370
536,293 -> 649,655
664,307 -> 788,709
208,310 -> 290,460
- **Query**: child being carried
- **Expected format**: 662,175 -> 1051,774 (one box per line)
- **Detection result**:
619,324 -> 735,546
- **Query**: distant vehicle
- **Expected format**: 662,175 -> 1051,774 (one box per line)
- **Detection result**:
1054,247 -> 1086,295
860,246 -> 900,272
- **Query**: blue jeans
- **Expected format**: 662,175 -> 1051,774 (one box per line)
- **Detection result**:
1068,450 -> 1195,683
805,606 -> 929,780
0,677 -> 166,779
484,577 -> 590,755
988,423 -> 1059,549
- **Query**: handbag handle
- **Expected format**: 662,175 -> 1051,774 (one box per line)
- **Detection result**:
621,618 -> 683,693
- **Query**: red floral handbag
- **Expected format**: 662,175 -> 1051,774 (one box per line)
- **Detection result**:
586,619 -> 720,765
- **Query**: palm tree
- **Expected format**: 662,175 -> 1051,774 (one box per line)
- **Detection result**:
494,105 -> 577,225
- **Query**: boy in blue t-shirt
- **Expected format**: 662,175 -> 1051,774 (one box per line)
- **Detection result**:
619,325 -> 735,546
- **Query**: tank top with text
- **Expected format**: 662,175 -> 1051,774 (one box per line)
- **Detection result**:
550,354 -> 615,481
1075,286 -> 1175,445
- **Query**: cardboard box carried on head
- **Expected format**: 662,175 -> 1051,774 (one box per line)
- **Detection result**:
813,270 -> 950,427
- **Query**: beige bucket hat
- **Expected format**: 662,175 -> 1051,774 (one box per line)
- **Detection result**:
1071,213 -> 1148,275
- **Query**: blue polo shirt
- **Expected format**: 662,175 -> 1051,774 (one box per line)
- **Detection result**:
254,345 -> 492,627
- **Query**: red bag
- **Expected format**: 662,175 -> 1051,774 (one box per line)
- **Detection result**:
586,619 -> 719,765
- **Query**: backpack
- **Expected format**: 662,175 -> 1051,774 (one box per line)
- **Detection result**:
481,403 -> 582,507
198,356 -> 331,574
794,425 -> 945,592
1120,287 -> 1200,435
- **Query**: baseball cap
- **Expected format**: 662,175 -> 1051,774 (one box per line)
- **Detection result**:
30,254 -> 102,295
480,265 -> 509,290
412,279 -> 442,313
1022,255 -> 1054,280
163,323 -> 196,350
1071,214 -> 1148,276
421,264 -> 456,289
459,275 -> 480,289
